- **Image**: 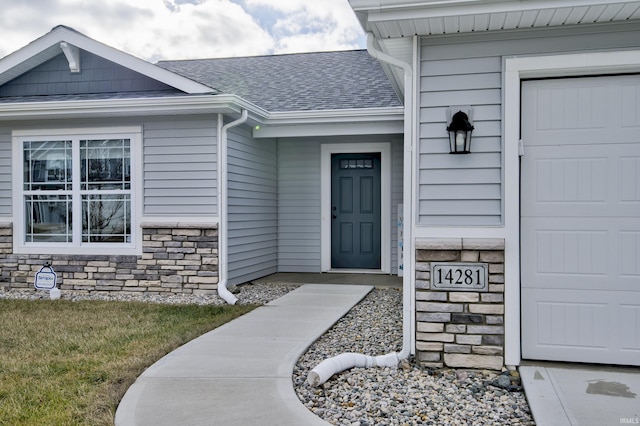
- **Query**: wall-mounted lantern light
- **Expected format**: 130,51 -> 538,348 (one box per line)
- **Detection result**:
446,107 -> 474,154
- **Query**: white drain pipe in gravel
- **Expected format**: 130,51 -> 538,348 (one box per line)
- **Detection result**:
216,110 -> 248,305
308,33 -> 417,386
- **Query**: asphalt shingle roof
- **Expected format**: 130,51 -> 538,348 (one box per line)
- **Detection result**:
0,90 -> 190,104
157,50 -> 402,112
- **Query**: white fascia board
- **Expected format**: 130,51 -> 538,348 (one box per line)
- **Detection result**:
505,49 -> 640,77
0,94 -> 269,121
0,44 -> 61,85
253,107 -> 404,138
350,0 -> 489,10
357,0 -> 639,21
0,26 -> 214,94
264,106 -> 404,124
253,120 -> 405,138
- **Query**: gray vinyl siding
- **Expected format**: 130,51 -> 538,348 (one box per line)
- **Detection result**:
143,117 -> 218,216
277,139 -> 322,272
226,124 -> 278,285
277,135 -> 403,274
0,51 -> 178,97
0,128 -> 11,216
0,116 -> 218,219
391,137 -> 403,274
418,22 -> 640,226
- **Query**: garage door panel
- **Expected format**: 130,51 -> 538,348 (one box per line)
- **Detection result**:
621,157 -> 640,202
521,75 -> 640,366
522,222 -> 607,282
529,155 -> 607,206
523,75 -> 640,146
621,231 -> 640,278
522,218 -> 639,292
526,129 -> 640,146
620,305 -> 640,352
621,82 -> 640,127
522,145 -> 640,217
529,83 -> 608,134
522,289 -> 639,365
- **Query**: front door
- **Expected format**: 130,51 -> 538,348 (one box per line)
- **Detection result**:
331,153 -> 381,269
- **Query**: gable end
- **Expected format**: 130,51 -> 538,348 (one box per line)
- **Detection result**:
0,50 -> 181,98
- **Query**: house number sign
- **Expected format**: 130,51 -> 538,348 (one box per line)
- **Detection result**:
431,262 -> 488,292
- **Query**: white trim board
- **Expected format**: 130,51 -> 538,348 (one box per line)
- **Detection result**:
0,26 -> 213,93
321,143 -> 392,274
502,49 -> 640,367
12,126 -> 143,256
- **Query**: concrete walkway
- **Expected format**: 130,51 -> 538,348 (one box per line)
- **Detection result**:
251,272 -> 402,288
521,364 -> 640,425
115,284 -> 373,426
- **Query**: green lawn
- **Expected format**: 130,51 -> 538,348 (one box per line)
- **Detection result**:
0,298 -> 254,425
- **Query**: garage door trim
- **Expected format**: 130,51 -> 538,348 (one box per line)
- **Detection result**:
502,50 -> 640,366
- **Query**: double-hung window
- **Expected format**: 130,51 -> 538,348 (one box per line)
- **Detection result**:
14,127 -> 141,254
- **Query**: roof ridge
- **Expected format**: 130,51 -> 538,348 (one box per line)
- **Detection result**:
157,49 -> 368,64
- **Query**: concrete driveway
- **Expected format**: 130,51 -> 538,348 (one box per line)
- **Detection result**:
521,364 -> 640,425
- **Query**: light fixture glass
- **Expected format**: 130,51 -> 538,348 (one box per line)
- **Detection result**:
446,108 -> 474,154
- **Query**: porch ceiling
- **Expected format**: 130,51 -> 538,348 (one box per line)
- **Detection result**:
350,0 -> 640,38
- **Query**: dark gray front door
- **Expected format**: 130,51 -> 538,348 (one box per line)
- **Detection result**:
331,153 -> 381,269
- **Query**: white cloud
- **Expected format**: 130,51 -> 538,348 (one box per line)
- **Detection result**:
0,0 -> 364,62
244,0 -> 363,54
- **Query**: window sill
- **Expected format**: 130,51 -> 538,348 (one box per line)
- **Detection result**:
13,245 -> 141,256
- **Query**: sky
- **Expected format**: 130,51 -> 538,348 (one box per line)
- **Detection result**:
0,0 -> 366,63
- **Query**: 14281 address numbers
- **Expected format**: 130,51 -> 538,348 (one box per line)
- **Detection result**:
430,262 -> 488,292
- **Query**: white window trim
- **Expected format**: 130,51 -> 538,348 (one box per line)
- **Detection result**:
12,126 -> 143,255
320,142 -> 392,273
503,49 -> 640,367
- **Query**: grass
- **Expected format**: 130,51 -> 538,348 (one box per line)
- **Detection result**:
0,298 -> 255,426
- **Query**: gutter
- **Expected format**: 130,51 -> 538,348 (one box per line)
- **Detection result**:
0,94 -> 268,121
307,32 -> 416,386
265,106 -> 404,123
216,109 -> 249,305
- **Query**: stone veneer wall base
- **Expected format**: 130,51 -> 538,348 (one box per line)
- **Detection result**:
415,238 -> 505,370
0,223 -> 219,294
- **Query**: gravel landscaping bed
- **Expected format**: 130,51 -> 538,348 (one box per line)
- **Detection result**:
293,288 -> 535,426
0,282 -> 298,306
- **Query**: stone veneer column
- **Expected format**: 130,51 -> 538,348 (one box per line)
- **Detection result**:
415,238 -> 505,370
0,222 -> 218,295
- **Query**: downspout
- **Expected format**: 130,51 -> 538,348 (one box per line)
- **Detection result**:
216,109 -> 249,305
308,32 -> 416,386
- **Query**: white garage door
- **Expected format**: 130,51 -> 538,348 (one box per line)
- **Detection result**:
521,75 -> 640,365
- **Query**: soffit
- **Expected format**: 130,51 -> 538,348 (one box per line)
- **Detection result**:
350,0 -> 640,37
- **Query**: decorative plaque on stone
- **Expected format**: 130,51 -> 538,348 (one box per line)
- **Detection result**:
430,262 -> 488,292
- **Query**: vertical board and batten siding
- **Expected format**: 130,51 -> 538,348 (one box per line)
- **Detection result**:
143,117 -> 218,215
226,124 -> 278,285
277,135 -> 403,274
418,23 -> 640,226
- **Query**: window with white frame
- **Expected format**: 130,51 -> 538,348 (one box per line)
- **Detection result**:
14,128 -> 140,252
